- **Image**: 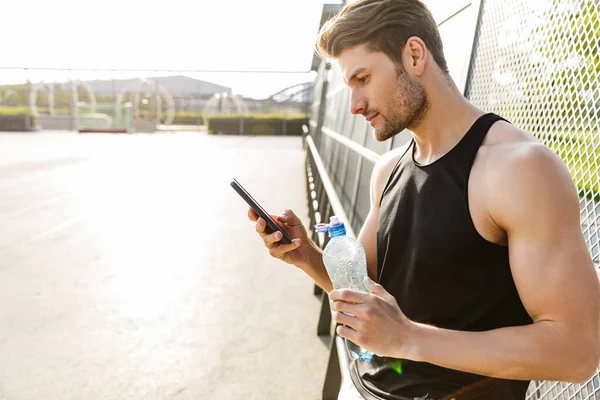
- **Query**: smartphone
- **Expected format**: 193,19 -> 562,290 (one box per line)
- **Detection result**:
230,178 -> 293,244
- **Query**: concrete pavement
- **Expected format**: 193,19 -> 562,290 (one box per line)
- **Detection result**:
0,131 -> 329,399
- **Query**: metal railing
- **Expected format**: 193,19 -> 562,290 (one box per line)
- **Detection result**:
304,133 -> 353,399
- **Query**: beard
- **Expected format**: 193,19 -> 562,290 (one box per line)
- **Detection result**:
371,66 -> 429,142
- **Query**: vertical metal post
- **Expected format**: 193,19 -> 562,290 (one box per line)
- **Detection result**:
321,329 -> 342,400
463,0 -> 486,99
315,63 -> 331,150
155,78 -> 160,128
68,70 -> 75,131
330,92 -> 350,190
337,109 -> 356,206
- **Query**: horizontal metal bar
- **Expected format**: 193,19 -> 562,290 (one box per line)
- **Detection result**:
322,126 -> 381,164
305,135 -> 356,238
336,335 -> 351,381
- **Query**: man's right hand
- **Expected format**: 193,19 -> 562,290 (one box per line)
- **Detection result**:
248,208 -> 312,268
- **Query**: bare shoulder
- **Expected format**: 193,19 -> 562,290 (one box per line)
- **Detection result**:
477,120 -> 579,229
371,141 -> 411,206
481,120 -> 573,189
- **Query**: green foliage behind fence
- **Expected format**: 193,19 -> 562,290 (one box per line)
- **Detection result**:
550,133 -> 600,202
0,106 -> 32,116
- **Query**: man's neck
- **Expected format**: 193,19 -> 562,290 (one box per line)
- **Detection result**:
410,79 -> 483,165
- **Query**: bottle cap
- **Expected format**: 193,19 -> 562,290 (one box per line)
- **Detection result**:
328,215 -> 346,237
314,223 -> 328,233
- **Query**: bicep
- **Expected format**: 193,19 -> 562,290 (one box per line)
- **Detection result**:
359,161 -> 383,282
507,212 -> 597,326
359,207 -> 379,281
358,146 -> 408,282
492,146 -> 599,328
358,151 -> 402,281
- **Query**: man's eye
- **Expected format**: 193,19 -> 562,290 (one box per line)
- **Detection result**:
358,76 -> 368,84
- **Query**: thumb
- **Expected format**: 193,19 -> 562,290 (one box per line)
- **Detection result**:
277,209 -> 302,226
364,276 -> 381,293
364,277 -> 394,301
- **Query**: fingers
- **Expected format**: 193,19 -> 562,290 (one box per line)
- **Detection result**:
329,288 -> 369,304
336,324 -> 359,343
263,227 -> 287,247
331,299 -> 371,323
250,209 -> 301,259
248,207 -> 258,221
365,277 -> 397,304
268,238 -> 301,258
332,311 -> 363,331
255,217 -> 267,234
250,208 -> 299,225
255,218 -> 281,245
248,208 -> 278,223
276,209 -> 301,226
330,299 -> 363,316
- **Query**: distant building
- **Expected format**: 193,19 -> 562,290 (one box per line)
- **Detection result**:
80,75 -> 231,97
72,75 -> 232,113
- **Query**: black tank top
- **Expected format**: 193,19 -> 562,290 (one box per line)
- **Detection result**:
348,113 -> 533,400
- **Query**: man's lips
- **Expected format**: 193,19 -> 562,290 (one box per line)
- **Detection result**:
365,112 -> 379,122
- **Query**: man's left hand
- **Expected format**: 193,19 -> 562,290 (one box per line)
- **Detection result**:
329,277 -> 416,358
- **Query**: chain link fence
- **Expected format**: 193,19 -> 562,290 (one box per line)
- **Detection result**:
467,0 -> 599,397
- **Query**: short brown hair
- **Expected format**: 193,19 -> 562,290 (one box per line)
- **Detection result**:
316,0 -> 449,74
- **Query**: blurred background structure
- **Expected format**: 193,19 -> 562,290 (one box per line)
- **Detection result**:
0,71 -> 315,133
0,0 -> 339,134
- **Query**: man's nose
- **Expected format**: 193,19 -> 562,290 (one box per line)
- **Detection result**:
350,95 -> 367,116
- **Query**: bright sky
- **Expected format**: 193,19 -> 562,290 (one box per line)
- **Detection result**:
1,0 -> 462,99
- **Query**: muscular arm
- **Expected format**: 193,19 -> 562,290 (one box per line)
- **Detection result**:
358,147 -> 407,282
407,144 -> 600,382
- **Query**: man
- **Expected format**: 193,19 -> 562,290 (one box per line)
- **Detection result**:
248,0 -> 600,398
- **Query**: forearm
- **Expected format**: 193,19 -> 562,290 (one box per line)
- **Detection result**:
405,321 -> 595,383
298,241 -> 333,293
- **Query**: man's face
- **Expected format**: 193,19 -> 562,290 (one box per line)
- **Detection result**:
338,44 -> 428,141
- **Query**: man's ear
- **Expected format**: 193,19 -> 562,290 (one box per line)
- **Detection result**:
404,36 -> 427,76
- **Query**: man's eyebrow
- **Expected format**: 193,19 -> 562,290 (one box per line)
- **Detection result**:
344,67 -> 367,85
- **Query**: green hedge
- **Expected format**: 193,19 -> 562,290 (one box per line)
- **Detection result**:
171,112 -> 204,125
207,114 -> 308,136
0,106 -> 30,116
136,111 -> 204,125
208,113 -> 308,120
0,106 -> 37,128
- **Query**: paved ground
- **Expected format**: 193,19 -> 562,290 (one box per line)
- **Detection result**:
0,131 -> 329,399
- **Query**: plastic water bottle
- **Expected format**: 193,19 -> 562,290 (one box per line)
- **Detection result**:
315,216 -> 375,363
